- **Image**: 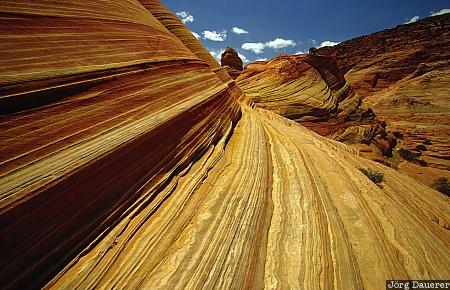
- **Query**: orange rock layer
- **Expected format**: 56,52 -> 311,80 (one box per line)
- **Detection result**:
0,1 -> 449,290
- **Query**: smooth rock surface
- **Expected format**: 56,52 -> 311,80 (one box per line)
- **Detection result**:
45,103 -> 450,290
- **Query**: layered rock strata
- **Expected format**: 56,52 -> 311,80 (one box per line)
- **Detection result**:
317,13 -> 450,96
44,104 -> 450,290
0,1 -> 449,290
140,0 -> 235,84
236,54 -> 396,158
0,1 -> 241,288
318,13 -> 450,181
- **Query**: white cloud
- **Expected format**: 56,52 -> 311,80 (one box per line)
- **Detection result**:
255,58 -> 268,61
430,8 -> 450,17
265,38 -> 296,49
242,42 -> 265,54
242,38 -> 296,54
231,27 -> 249,34
319,41 -> 340,48
238,52 -> 249,63
176,11 -> 189,18
203,30 -> 227,41
191,32 -> 200,39
404,16 -> 419,24
176,11 -> 194,24
295,51 -> 306,55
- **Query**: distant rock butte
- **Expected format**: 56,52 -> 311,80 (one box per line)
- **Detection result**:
0,1 -> 449,289
221,47 -> 243,79
318,13 -> 450,184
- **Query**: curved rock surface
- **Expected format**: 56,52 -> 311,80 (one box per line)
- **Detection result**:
236,54 -> 394,157
45,104 -> 450,290
0,1 -> 449,289
0,1 -> 241,287
318,13 -> 450,182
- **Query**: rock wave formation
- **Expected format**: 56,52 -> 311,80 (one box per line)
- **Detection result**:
317,13 -> 450,184
236,54 -> 396,158
0,1 -> 449,289
0,1 -> 242,287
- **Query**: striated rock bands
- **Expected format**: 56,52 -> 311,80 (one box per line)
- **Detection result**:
317,13 -> 450,96
0,1 -> 241,288
45,105 -> 450,290
0,1 -> 449,290
140,0 -> 235,84
317,13 -> 450,183
236,54 -> 395,158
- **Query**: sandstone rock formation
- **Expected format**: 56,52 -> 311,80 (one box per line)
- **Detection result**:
220,47 -> 243,79
318,13 -> 450,184
236,54 -> 395,159
0,1 -> 449,290
0,1 -> 241,287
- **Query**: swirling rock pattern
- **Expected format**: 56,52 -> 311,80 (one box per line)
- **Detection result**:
139,0 -> 235,84
0,1 -> 241,288
0,1 -> 449,290
236,54 -> 393,156
45,105 -> 450,290
318,13 -> 450,183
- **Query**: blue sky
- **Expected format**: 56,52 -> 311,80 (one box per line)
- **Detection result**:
161,0 -> 449,63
